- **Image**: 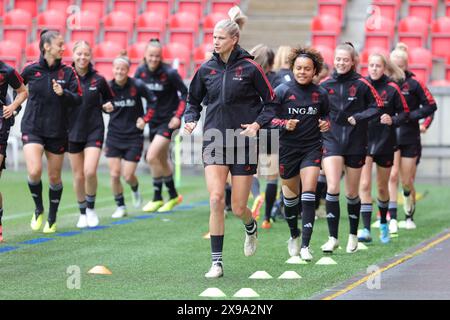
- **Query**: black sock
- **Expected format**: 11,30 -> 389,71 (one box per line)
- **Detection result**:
284,195 -> 300,238
244,219 -> 257,235
114,193 -> 125,207
403,189 -> 411,197
360,203 -> 373,230
347,196 -> 361,236
86,194 -> 96,209
225,183 -> 232,210
315,175 -> 327,209
264,180 -> 277,221
301,192 -> 316,248
378,199 -> 389,224
326,193 -> 340,238
210,235 -> 224,266
388,201 -> 397,220
153,177 -> 163,201
48,183 -> 63,226
251,176 -> 260,199
78,201 -> 87,215
0,207 -> 3,225
131,183 -> 139,193
28,179 -> 43,215
163,175 -> 178,199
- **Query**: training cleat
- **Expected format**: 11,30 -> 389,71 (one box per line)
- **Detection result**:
205,263 -> 224,279
300,247 -> 313,261
112,206 -> 127,219
405,218 -> 416,230
287,236 -> 301,257
131,191 -> 142,209
389,219 -> 398,234
30,212 -> 43,231
157,195 -> 183,212
379,223 -> 390,244
346,234 -> 359,253
86,208 -> 99,227
244,232 -> 258,257
76,214 -> 88,228
321,236 -> 339,253
0,225 -> 3,242
357,228 -> 373,243
403,194 -> 413,215
142,200 -> 164,212
261,220 -> 272,229
43,221 -> 56,234
251,194 -> 265,220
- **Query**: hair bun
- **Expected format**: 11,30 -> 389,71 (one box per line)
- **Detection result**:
228,6 -> 247,30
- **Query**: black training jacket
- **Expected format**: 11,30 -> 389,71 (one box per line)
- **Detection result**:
396,70 -> 437,145
107,77 -> 157,141
134,62 -> 188,124
271,81 -> 329,149
21,56 -> 82,138
366,75 -> 410,155
68,63 -> 114,142
320,70 -> 384,155
273,68 -> 294,88
185,45 -> 277,138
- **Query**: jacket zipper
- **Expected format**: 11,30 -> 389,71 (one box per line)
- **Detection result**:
340,83 -> 346,146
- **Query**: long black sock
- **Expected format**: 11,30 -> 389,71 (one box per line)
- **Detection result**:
114,193 -> 125,207
0,207 -> 3,225
78,201 -> 87,215
163,175 -> 178,199
210,235 -> 224,266
225,183 -> 232,210
315,174 -> 327,209
48,183 -> 63,226
388,201 -> 397,220
153,177 -> 163,201
86,194 -> 96,209
264,179 -> 277,221
378,199 -> 389,224
28,179 -> 43,216
326,193 -> 340,238
301,192 -> 316,248
131,182 -> 139,193
244,219 -> 257,235
347,196 -> 361,236
284,195 -> 300,238
360,203 -> 373,230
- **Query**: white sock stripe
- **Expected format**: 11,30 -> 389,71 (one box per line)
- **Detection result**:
326,194 -> 339,202
346,196 -> 360,205
301,193 -> 316,201
377,200 -> 389,208
360,205 -> 373,211
388,203 -> 397,209
283,198 -> 299,206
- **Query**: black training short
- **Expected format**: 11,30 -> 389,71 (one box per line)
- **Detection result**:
323,149 -> 366,169
279,145 -> 322,179
149,122 -> 175,142
22,133 -> 67,154
68,128 -> 104,154
105,137 -> 143,162
398,143 -> 421,158
202,144 -> 258,176
368,153 -> 394,168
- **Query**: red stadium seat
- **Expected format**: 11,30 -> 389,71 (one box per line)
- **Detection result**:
13,0 -> 39,17
128,41 -> 148,63
430,79 -> 450,87
103,11 -> 134,48
409,47 -> 433,83
37,10 -> 67,36
371,0 -> 400,23
318,0 -> 347,26
314,44 -> 334,67
211,0 -> 239,14
80,0 -> 108,20
364,16 -> 394,51
446,0 -> 450,17
431,17 -> 450,59
46,0 -> 74,15
112,0 -> 141,20
168,12 -> 199,50
0,0 -> 4,17
145,0 -> 173,19
162,42 -> 191,78
408,0 -> 437,25
69,11 -> 100,45
25,41 -> 41,63
202,12 -> 228,44
62,40 -> 77,64
3,9 -> 32,48
178,0 -> 205,20
93,41 -> 125,80
446,55 -> 450,81
311,15 -> 341,49
136,12 -> 167,43
193,43 -> 214,70
398,16 -> 429,49
0,40 -> 23,69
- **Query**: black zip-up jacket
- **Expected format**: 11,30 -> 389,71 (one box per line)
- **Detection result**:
185,45 -> 277,139
366,75 -> 410,155
0,60 -> 24,137
271,81 -> 329,149
396,70 -> 437,145
320,70 -> 384,155
134,62 -> 188,123
107,77 -> 157,141
273,68 -> 294,88
21,56 -> 82,138
68,63 -> 114,142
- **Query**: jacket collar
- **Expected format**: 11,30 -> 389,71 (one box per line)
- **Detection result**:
39,55 -> 62,71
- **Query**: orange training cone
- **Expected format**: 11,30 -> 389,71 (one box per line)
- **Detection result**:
88,266 -> 112,275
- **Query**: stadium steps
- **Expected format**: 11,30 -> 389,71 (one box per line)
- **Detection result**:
339,0 -> 371,51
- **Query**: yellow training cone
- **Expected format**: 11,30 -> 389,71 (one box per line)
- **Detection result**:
88,265 -> 112,275
203,232 -> 210,239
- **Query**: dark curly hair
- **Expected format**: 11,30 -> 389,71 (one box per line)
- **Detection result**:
288,46 -> 324,76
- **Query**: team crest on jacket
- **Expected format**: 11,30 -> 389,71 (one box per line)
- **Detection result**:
89,78 -> 97,91
312,92 -> 319,103
0,73 -> 4,85
56,69 -> 66,85
349,85 -> 357,97
380,90 -> 388,103
233,66 -> 243,80
160,73 -> 168,82
130,86 -> 137,97
210,69 -> 217,75
401,82 -> 410,95
328,88 -> 335,95
140,72 -> 146,79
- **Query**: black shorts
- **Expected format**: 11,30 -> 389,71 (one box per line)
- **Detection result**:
22,133 -> 67,154
202,144 -> 258,176
149,122 -> 175,142
105,137 -> 143,162
416,144 -> 422,165
323,150 -> 366,169
68,130 -> 104,154
368,153 -> 394,168
0,143 -> 6,170
279,145 -> 322,179
399,143 -> 421,158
